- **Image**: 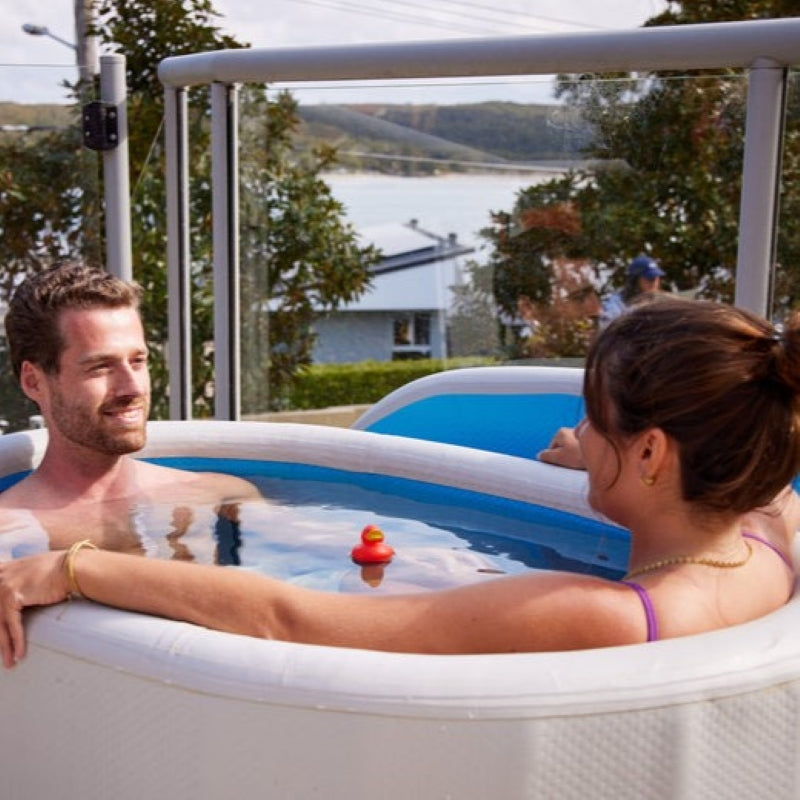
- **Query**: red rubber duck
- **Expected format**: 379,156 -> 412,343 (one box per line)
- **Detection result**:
351,524 -> 395,565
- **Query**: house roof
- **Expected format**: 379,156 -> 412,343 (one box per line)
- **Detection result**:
338,220 -> 475,312
364,221 -> 474,275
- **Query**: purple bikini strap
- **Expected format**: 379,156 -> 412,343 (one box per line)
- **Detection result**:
742,532 -> 793,569
621,580 -> 659,642
623,533 -> 792,644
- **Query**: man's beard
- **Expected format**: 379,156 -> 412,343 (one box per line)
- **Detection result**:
49,389 -> 149,456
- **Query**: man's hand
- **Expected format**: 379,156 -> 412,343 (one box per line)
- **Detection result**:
0,551 -> 68,668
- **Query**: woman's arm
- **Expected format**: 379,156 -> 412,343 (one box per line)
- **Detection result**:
0,547 -> 641,668
537,426 -> 586,470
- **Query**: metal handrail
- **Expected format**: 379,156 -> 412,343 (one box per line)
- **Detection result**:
159,18 -> 800,85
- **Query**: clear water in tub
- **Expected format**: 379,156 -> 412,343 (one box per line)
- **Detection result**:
0,457 -> 630,589
180,470 -> 630,593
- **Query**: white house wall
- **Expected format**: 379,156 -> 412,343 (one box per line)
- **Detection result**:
312,312 -> 392,363
310,222 -> 468,364
340,259 -> 460,312
312,309 -> 448,364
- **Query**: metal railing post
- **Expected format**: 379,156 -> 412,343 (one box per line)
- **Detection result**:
735,58 -> 788,316
211,82 -> 241,421
165,86 -> 192,420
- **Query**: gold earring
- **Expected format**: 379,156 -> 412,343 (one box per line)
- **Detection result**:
641,475 -> 656,487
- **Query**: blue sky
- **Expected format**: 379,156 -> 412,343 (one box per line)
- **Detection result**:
0,0 -> 666,105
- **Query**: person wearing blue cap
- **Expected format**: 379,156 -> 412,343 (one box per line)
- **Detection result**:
600,254 -> 666,327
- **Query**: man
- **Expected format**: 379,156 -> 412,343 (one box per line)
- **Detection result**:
0,263 -> 260,558
599,254 -> 665,328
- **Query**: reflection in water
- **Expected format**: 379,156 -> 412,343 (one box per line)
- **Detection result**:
359,563 -> 385,588
215,503 -> 243,566
144,503 -> 245,566
128,501 -> 239,565
125,480 -> 627,594
167,506 -> 195,561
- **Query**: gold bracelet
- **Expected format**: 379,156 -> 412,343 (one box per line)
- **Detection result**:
65,539 -> 98,599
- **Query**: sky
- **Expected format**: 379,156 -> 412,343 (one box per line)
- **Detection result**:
0,0 -> 667,106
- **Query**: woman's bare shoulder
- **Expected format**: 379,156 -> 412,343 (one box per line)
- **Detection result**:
740,487 -> 799,550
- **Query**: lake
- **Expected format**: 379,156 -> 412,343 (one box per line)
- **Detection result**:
323,171 -> 559,259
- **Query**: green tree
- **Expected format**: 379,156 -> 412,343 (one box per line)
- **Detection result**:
489,0 -> 800,341
94,0 -> 377,417
448,260 -> 502,357
0,110 -> 103,428
483,182 -> 590,356
0,0 -> 375,427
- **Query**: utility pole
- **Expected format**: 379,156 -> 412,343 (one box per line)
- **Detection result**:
74,0 -> 103,268
74,0 -> 99,90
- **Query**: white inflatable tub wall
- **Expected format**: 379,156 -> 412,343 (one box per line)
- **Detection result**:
2,367 -> 799,800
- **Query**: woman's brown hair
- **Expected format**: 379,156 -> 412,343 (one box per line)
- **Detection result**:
584,298 -> 800,514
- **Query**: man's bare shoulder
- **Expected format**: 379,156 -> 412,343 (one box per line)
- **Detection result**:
133,460 -> 262,502
0,476 -> 40,510
194,471 -> 263,502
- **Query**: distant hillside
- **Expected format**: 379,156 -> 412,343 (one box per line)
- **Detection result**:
354,102 -> 593,161
299,105 -> 506,166
297,101 -> 594,172
1,100 -> 594,175
0,102 -> 75,129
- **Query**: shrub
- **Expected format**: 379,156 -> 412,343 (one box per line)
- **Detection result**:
285,357 -> 496,410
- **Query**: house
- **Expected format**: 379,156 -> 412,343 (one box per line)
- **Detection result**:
311,220 -> 475,363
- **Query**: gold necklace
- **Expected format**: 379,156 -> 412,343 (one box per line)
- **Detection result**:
624,540 -> 753,580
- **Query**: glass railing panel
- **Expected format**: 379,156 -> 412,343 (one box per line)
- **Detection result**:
775,68 -> 800,322
238,70 -> 751,417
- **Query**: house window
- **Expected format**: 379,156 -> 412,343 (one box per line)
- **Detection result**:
393,313 -> 432,359
393,317 -> 411,346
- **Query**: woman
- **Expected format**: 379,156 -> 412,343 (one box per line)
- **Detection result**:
1,299 -> 798,666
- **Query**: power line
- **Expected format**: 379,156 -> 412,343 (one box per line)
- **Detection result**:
281,0 -> 572,37
280,0 -> 507,36
408,0 -> 607,30
344,0 -> 596,33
